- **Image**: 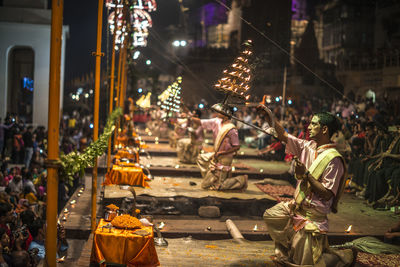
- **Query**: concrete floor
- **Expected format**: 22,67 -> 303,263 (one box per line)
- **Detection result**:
155,238 -> 276,267
104,176 -> 276,200
103,176 -> 399,238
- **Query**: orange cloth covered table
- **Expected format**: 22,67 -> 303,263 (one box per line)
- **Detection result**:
115,149 -> 139,163
104,165 -> 150,187
91,219 -> 159,267
116,134 -> 129,148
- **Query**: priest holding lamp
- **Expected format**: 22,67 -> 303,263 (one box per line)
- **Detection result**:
188,104 -> 248,191
258,105 -> 356,267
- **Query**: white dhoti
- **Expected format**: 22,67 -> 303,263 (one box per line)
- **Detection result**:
263,202 -> 355,267
197,152 -> 214,178
197,154 -> 247,191
169,131 -> 178,148
177,138 -> 201,164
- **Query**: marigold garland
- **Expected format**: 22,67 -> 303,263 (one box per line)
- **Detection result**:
111,214 -> 142,229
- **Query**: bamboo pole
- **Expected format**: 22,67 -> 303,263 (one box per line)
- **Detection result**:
45,0 -> 63,266
117,45 -> 125,108
118,45 -> 127,133
106,7 -> 118,172
113,43 -> 123,147
281,66 -> 287,121
119,49 -> 127,109
91,0 -> 104,232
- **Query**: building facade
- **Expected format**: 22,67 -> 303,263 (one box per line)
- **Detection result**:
0,0 -> 69,126
316,0 -> 400,98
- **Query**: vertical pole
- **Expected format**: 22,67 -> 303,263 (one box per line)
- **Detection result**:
106,16 -> 117,172
113,44 -> 123,147
116,46 -> 125,107
45,0 -> 63,266
118,46 -> 127,133
281,66 -> 287,121
92,0 -> 104,232
119,50 -> 127,109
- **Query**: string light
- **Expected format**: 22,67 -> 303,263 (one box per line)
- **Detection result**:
160,77 -> 183,113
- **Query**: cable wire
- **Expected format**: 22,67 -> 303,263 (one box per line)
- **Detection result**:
215,0 -> 355,104
148,29 -> 219,100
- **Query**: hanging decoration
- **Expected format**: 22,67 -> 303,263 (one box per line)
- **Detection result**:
160,77 -> 182,115
130,0 -> 157,47
106,0 -> 157,49
107,7 -> 126,47
59,108 -> 123,186
106,0 -> 123,9
131,9 -> 153,47
214,40 -> 253,100
131,0 -> 157,12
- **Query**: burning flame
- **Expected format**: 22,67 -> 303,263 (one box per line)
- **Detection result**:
345,225 -> 352,233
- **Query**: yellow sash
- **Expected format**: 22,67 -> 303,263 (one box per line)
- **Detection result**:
214,122 -> 236,152
387,135 -> 400,153
294,148 -> 344,213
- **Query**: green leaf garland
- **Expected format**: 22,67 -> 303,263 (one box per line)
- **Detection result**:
59,108 -> 123,186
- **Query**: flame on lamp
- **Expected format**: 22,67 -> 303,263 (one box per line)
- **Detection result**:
345,225 -> 352,233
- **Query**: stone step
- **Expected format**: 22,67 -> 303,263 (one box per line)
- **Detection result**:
140,150 -> 261,159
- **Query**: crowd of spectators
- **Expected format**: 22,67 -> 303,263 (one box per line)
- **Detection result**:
0,110 -> 94,266
231,94 -> 400,211
227,94 -> 400,246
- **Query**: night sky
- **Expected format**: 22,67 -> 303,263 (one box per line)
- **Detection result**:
63,0 -> 98,81
62,0 -> 319,86
63,0 -> 184,82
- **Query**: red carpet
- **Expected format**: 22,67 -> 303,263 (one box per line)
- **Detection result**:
255,183 -> 295,202
356,252 -> 400,266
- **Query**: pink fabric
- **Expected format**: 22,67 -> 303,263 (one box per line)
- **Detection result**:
201,118 -> 222,141
175,126 -> 186,137
194,126 -> 204,143
38,186 -> 45,197
201,118 -> 239,156
285,134 -> 344,232
4,175 -> 13,184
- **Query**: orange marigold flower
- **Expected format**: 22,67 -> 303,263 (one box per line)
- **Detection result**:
106,204 -> 119,211
111,214 -> 142,229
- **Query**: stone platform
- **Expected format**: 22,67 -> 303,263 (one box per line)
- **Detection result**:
141,142 -> 262,159
102,176 -> 399,243
95,153 -> 292,180
103,177 -> 277,217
